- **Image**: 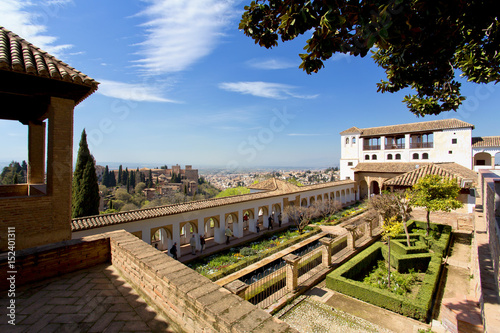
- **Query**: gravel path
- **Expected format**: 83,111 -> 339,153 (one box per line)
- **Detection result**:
278,298 -> 392,333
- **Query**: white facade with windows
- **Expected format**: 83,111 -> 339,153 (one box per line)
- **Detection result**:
340,119 -> 477,180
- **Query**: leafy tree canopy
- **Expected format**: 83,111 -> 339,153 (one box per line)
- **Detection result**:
412,174 -> 463,233
240,0 -> 500,116
215,186 -> 251,198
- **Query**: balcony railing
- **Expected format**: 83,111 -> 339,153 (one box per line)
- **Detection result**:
385,143 -> 405,150
363,145 -> 381,151
410,142 -> 433,149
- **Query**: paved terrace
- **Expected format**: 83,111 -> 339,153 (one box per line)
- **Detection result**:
0,264 -> 170,333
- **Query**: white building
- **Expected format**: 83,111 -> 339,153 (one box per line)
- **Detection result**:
340,118 -> 500,181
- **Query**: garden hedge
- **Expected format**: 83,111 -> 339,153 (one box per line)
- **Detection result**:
326,221 -> 451,322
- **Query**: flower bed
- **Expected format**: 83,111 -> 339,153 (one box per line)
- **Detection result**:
188,226 -> 321,281
313,202 -> 367,226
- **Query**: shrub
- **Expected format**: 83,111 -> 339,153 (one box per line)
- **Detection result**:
326,221 -> 451,322
240,247 -> 257,256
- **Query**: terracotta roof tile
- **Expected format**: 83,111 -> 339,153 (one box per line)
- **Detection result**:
472,136 -> 500,148
384,163 -> 477,187
339,126 -> 362,135
0,26 -> 98,104
353,162 -> 428,173
341,119 -> 473,137
72,178 -> 355,232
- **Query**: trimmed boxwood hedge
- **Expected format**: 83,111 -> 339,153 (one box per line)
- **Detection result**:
325,221 -> 451,322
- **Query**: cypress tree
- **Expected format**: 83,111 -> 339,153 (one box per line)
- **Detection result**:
118,165 -> 123,185
109,170 -> 116,187
102,165 -> 110,187
72,130 -> 100,218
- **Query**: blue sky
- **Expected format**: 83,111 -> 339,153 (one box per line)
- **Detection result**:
0,0 -> 499,169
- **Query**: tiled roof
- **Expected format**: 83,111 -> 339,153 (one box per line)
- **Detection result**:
353,162 -> 428,173
341,119 -> 474,137
72,179 -> 355,232
384,163 -> 477,187
247,178 -> 300,192
0,26 -> 98,103
339,126 -> 362,135
472,136 -> 500,148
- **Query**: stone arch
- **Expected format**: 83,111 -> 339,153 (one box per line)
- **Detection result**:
317,195 -> 322,201
340,189 -> 346,203
180,220 -> 198,245
151,227 -> 172,251
474,152 -> 492,166
243,209 -> 254,231
225,212 -> 238,232
301,198 -> 308,207
359,180 -> 368,199
310,197 -> 315,206
271,203 -> 281,219
324,193 -> 329,201
422,153 -> 429,160
413,153 -> 419,160
370,181 -> 380,195
330,192 -> 335,201
204,216 -> 220,237
395,153 -> 401,160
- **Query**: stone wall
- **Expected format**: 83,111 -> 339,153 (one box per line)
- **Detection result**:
473,170 -> 500,332
109,230 -> 297,333
1,229 -> 296,332
0,236 -> 110,290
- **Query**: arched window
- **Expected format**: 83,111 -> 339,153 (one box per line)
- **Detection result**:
387,154 -> 393,160
372,154 -> 377,160
395,154 -> 401,160
422,153 -> 429,160
413,153 -> 419,160
365,155 -> 370,160
346,137 -> 349,145
352,137 -> 356,144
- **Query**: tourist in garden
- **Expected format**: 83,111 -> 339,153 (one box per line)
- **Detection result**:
278,213 -> 282,227
199,234 -> 205,253
225,227 -> 233,245
268,215 -> 274,230
190,234 -> 196,255
170,242 -> 178,260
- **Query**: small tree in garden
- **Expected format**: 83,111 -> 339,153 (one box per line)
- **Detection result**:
369,192 -> 412,246
382,216 -> 403,289
283,205 -> 309,233
412,175 -> 463,235
312,199 -> 342,220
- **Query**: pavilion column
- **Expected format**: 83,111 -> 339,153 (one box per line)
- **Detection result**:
319,237 -> 334,267
172,223 -> 181,257
284,254 -> 300,292
27,121 -> 46,184
214,214 -> 225,244
46,97 -> 74,243
197,218 -> 204,250
234,213 -> 244,238
249,207 -> 258,233
262,206 -> 269,229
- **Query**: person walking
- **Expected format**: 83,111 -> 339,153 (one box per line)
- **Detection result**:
199,235 -> 205,253
190,234 -> 196,255
278,213 -> 282,228
225,227 -> 233,245
268,215 -> 274,230
170,242 -> 178,260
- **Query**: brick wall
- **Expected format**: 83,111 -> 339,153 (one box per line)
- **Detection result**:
108,230 -> 297,333
0,235 -> 110,290
0,97 -> 74,252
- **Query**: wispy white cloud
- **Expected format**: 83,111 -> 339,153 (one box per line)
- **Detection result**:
0,0 -> 73,56
246,58 -> 298,70
219,81 -> 319,100
133,0 -> 236,74
97,79 -> 179,103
